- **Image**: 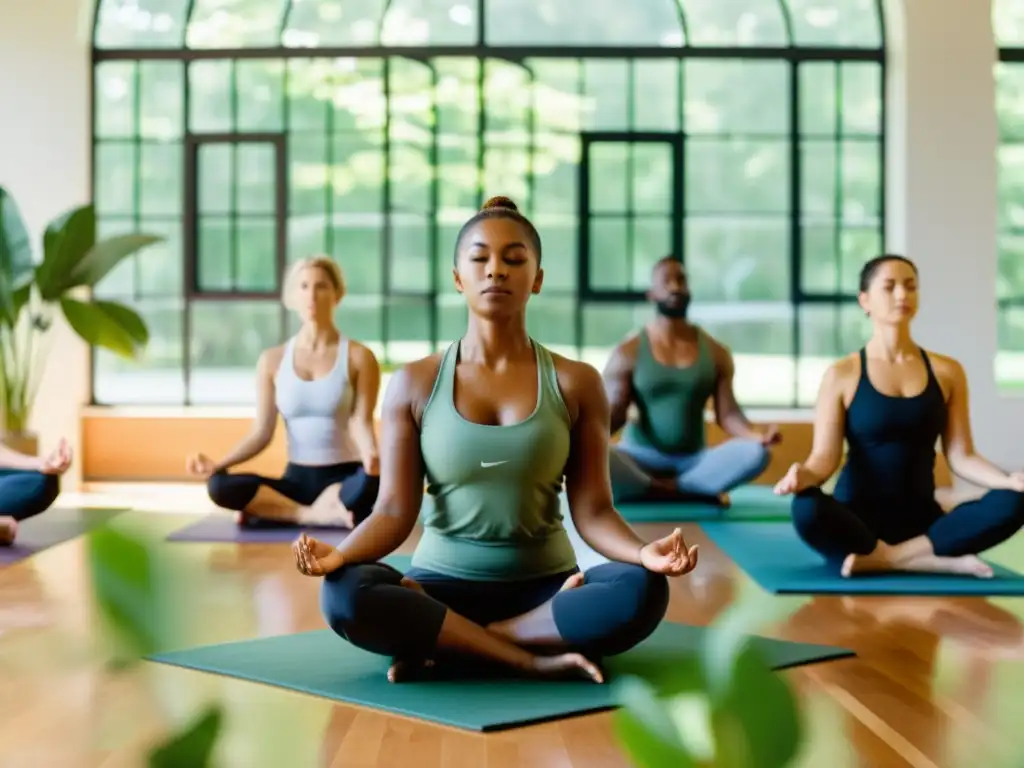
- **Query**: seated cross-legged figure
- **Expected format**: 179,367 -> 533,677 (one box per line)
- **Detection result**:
185,256 -> 382,530
291,197 -> 699,683
603,256 -> 780,504
774,254 -> 1024,578
0,438 -> 71,546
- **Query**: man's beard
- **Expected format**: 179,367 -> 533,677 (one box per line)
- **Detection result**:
655,293 -> 690,319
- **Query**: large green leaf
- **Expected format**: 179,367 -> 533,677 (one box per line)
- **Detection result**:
36,204 -> 96,300
613,676 -> 695,768
88,525 -> 161,660
87,523 -> 228,768
0,187 -> 33,278
0,275 -> 32,329
710,645 -> 804,768
149,706 -> 224,768
87,521 -> 193,664
12,283 -> 30,321
0,274 -> 16,329
701,583 -> 798,699
0,187 -> 35,326
60,297 -> 149,358
65,233 -> 163,289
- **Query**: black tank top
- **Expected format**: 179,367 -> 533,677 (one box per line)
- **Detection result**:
833,348 -> 946,505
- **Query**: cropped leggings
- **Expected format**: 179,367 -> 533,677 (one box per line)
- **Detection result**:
319,560 -> 670,662
0,469 -> 60,521
207,462 -> 379,525
610,438 -> 771,502
792,487 -> 1024,563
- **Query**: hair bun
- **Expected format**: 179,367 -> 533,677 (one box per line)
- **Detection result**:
481,195 -> 519,213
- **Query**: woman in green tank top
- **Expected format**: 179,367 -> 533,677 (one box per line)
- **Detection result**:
291,196 -> 699,684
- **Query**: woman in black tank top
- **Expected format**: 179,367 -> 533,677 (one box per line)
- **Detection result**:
774,255 -> 1024,579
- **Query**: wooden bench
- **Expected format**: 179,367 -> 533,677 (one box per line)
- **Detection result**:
81,411 -> 952,487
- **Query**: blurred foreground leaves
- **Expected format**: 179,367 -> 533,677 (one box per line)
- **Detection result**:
613,583 -> 805,768
87,520 -> 223,767
149,706 -> 224,768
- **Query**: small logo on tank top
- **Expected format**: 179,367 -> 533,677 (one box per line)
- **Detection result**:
480,461 -> 508,468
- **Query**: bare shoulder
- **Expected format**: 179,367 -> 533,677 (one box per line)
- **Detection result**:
699,326 -> 727,351
616,331 -> 642,356
924,350 -> 967,396
821,352 -> 860,397
551,352 -> 604,421
384,352 -> 445,422
347,339 -> 381,372
831,352 -> 860,377
256,344 -> 286,377
925,350 -> 965,380
603,333 -> 641,374
552,353 -> 602,389
699,329 -> 733,366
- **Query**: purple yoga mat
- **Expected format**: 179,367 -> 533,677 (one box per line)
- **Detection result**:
166,514 -> 353,544
0,508 -> 127,566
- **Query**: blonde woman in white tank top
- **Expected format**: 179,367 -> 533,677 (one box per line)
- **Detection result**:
185,256 -> 382,529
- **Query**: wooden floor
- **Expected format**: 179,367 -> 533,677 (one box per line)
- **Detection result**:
2,487 -> 1024,768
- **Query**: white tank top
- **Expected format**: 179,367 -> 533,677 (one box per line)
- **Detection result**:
274,336 -> 360,465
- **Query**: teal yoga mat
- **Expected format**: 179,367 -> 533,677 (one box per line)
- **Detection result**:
617,484 -> 791,524
702,521 -> 1024,595
148,621 -> 852,732
727,484 -> 790,508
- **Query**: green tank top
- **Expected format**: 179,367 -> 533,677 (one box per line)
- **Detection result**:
621,327 -> 717,455
412,339 -> 578,581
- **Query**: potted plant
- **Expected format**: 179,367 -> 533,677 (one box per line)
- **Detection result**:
0,186 -> 162,454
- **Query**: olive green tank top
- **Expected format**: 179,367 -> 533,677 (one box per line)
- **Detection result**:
621,327 -> 717,455
412,339 -> 578,581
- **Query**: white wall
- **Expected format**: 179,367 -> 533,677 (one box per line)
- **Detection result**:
887,0 -> 1022,479
0,0 -> 1019,489
0,0 -> 92,490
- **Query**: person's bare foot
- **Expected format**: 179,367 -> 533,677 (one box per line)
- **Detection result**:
388,651 -> 603,684
935,555 -> 993,578
532,652 -> 604,683
387,657 -> 435,683
560,572 -> 585,591
842,545 -> 994,579
308,486 -> 354,528
0,517 -> 16,546
487,572 -> 584,643
400,576 -> 425,594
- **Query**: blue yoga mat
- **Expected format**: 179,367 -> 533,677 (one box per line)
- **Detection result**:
702,521 -> 1024,596
148,619 -> 852,732
617,484 -> 791,524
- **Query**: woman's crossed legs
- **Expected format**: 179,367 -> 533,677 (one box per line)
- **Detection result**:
207,462 -> 379,528
318,559 -> 670,682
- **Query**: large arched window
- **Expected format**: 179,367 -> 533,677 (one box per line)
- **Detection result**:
90,0 -> 886,407
995,0 -> 1024,394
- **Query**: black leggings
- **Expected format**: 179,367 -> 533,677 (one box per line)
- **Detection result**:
319,560 -> 669,662
0,469 -> 60,522
207,462 -> 379,525
792,487 -> 1024,563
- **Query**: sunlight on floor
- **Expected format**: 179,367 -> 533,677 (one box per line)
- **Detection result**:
66,482 -> 216,513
